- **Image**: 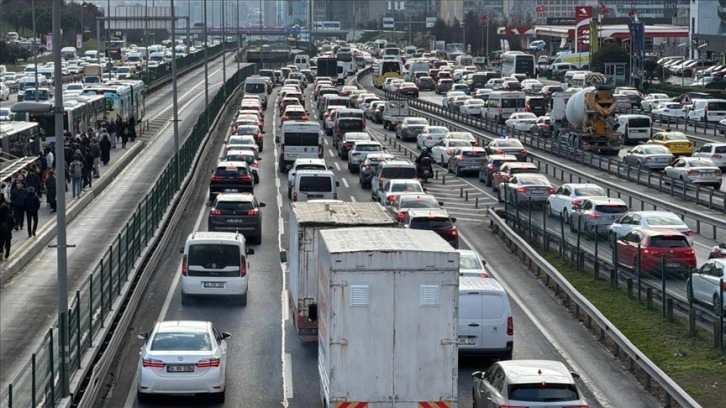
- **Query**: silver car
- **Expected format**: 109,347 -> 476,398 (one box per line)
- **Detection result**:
622,145 -> 675,170
347,141 -> 385,173
664,157 -> 722,189
499,174 -> 555,205
570,197 -> 629,238
693,142 -> 726,170
687,259 -> 726,315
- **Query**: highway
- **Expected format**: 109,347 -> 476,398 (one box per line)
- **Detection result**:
95,77 -> 659,408
0,53 -> 242,395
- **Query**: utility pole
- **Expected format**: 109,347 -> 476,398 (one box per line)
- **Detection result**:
237,0 -> 241,73
32,0 -> 39,101
203,0 -> 209,129
144,0 -> 148,84
52,0 -> 70,397
222,1 -> 227,98
171,0 -> 180,186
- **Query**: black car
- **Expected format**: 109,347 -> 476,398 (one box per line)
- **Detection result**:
358,153 -> 395,188
209,161 -> 254,201
524,96 -> 547,116
207,193 -> 266,244
402,208 -> 459,248
416,76 -> 436,91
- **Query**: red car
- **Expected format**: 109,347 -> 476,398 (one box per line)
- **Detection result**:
616,228 -> 696,276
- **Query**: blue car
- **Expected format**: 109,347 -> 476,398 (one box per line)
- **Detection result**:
528,40 -> 546,52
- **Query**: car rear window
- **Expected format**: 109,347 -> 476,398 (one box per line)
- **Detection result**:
299,176 -> 332,192
649,236 -> 690,247
150,332 -> 212,351
461,150 -> 485,157
407,118 -> 429,125
574,187 -> 606,196
295,164 -> 327,171
226,154 -> 255,164
391,183 -> 423,192
508,383 -> 580,402
707,101 -> 726,110
338,119 -> 364,130
215,201 -> 254,211
628,118 -> 651,127
498,140 -> 523,147
517,176 -> 549,185
527,98 -> 546,107
355,144 -> 383,152
510,167 -> 538,175
409,217 -> 452,230
381,167 -> 417,179
594,204 -> 628,213
187,244 -> 240,277
399,196 -> 439,209
215,166 -> 248,176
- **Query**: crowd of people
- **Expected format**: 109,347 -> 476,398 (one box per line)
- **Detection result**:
0,116 -> 138,262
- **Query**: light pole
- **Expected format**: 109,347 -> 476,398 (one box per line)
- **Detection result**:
32,0 -> 39,101
203,0 -> 209,129
144,0 -> 149,84
52,0 -> 70,397
170,0 -> 180,186
237,0 -> 240,73
221,1 -> 227,99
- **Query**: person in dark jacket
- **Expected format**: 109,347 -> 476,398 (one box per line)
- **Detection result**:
23,186 -> 41,237
0,194 -> 13,261
82,148 -> 94,189
128,114 -> 137,141
25,168 -> 42,199
99,133 -> 112,165
45,169 -> 57,213
10,182 -> 26,230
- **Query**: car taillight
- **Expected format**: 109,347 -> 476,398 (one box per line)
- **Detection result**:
516,187 -> 528,193
301,115 -> 308,120
387,195 -> 396,201
280,144 -> 285,154
427,135 -> 433,140
293,192 -> 298,201
238,175 -> 253,182
588,213 -> 601,219
521,149 -> 528,155
507,316 -> 513,335
333,192 -> 338,199
211,175 -> 224,182
142,359 -> 166,368
251,162 -> 259,168
248,209 -> 259,215
716,169 -> 723,175
448,228 -> 458,237
196,358 -> 221,368
240,255 -> 247,277
210,209 -> 221,215
546,187 -> 555,194
446,149 -> 452,155
181,254 -> 188,276
644,157 -> 652,163
479,272 -> 489,278
495,149 -> 503,154
365,164 -> 371,169
343,142 -> 353,148
525,105 -> 531,111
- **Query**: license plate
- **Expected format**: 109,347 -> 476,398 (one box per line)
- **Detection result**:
666,263 -> 680,268
530,190 -> 545,194
307,194 -> 323,198
203,282 -> 226,288
167,365 -> 195,373
458,336 -> 476,345
224,188 -> 237,192
227,219 -> 246,223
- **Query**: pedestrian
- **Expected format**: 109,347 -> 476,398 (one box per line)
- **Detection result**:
38,151 -> 48,174
10,182 -> 26,231
45,169 -> 57,213
115,117 -> 123,146
0,194 -> 13,261
100,132 -> 112,165
69,155 -> 84,198
90,140 -> 101,177
83,148 -> 94,188
25,167 -> 41,199
121,124 -> 129,149
23,187 -> 40,238
45,146 -> 54,170
109,120 -> 117,148
129,114 -> 137,141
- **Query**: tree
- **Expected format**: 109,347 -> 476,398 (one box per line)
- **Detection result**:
590,44 -> 629,73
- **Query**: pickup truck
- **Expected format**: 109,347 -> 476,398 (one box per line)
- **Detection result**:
381,100 -> 409,130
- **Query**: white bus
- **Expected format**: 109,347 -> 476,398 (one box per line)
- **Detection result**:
279,121 -> 323,172
500,52 -> 536,78
336,49 -> 356,76
483,91 -> 526,124
0,121 -> 41,158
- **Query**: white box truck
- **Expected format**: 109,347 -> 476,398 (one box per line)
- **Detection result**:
286,202 -> 397,342
317,227 -> 460,408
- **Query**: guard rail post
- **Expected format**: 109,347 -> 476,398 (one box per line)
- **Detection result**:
594,225 -> 600,279
661,256 -> 667,318
575,220 -> 582,271
528,199 -> 533,243
637,244 -> 643,302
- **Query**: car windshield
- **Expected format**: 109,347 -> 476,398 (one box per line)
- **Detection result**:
459,254 -> 483,270
645,214 -> 684,226
150,332 -> 212,351
409,217 -> 452,230
574,187 -> 606,196
508,383 -> 580,402
649,236 -> 690,248
299,177 -> 332,192
497,140 -> 523,147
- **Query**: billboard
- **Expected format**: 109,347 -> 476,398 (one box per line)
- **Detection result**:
383,17 -> 394,29
574,6 -> 592,52
313,21 -> 341,31
108,6 -> 175,30
695,0 -> 726,35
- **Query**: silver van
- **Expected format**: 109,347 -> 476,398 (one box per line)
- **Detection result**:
292,169 -> 339,202
458,277 -> 513,359
616,114 -> 652,145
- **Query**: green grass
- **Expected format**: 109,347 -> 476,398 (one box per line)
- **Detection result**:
541,253 -> 726,405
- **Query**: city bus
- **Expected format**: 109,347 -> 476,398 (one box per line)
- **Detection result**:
373,60 -> 403,88
109,79 -> 146,119
0,121 -> 41,158
500,51 -> 536,79
10,94 -> 106,141
83,80 -> 145,122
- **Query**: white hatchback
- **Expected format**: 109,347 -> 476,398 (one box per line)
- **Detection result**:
180,231 -> 254,306
137,320 -> 230,403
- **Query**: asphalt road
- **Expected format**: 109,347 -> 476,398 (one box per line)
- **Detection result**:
97,77 -> 659,408
0,54 -> 242,394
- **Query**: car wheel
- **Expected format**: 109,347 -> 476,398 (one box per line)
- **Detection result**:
440,155 -> 446,166
254,175 -> 259,184
238,292 -> 248,307
137,391 -> 152,404
181,293 -> 190,305
546,203 -> 554,217
569,218 -> 577,233
348,163 -> 354,172
715,183 -> 722,190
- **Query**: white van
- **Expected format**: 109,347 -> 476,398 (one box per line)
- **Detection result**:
294,54 -> 310,71
687,99 -> 726,122
616,114 -> 652,144
291,169 -> 339,202
278,121 -> 323,172
83,50 -> 99,59
483,91 -> 526,124
243,76 -> 268,108
179,231 -> 255,306
61,46 -> 77,61
568,71 -> 593,89
458,277 -> 513,359
455,54 -> 473,69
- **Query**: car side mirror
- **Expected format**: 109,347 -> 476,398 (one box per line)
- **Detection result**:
258,202 -> 267,207
137,332 -> 148,340
451,217 -> 457,223
335,181 -> 340,187
327,166 -> 333,170
246,248 -> 255,255
438,201 -> 444,206
221,332 -> 232,340
179,246 -> 184,253
275,136 -> 280,143
571,372 -> 581,381
471,371 -> 484,380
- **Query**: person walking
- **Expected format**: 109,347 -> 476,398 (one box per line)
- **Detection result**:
121,124 -> 129,149
90,140 -> 101,178
69,155 -> 84,198
45,169 -> 57,213
99,132 -> 112,165
25,167 -> 42,199
23,187 -> 41,238
129,114 -> 137,142
0,195 -> 14,261
10,182 -> 26,231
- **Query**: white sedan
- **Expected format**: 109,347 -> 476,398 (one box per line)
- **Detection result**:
431,139 -> 473,167
459,98 -> 485,116
442,91 -> 466,108
504,112 -> 538,131
416,125 -> 450,150
379,179 -> 426,207
136,320 -> 230,403
640,93 -> 672,111
457,249 -> 490,278
546,183 -> 607,224
651,102 -> 686,119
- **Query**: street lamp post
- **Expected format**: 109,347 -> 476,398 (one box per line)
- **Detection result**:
203,0 -> 209,129
170,0 -> 180,186
237,0 -> 240,73
222,1 -> 227,99
32,0 -> 39,101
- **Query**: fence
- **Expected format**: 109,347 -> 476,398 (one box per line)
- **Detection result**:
0,63 -> 257,408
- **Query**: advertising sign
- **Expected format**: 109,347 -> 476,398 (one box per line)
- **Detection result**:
313,21 -> 341,31
76,34 -> 83,49
574,6 -> 593,52
45,34 -> 53,51
426,17 -> 436,29
696,0 -> 726,35
435,41 -> 445,50
383,17 -> 395,29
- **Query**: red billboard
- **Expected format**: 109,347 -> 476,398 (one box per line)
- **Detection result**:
575,6 -> 593,52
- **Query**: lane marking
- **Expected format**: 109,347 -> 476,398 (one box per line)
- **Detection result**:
123,204 -> 209,408
334,162 -> 341,171
350,195 -> 357,202
328,149 -> 335,157
341,178 -> 349,188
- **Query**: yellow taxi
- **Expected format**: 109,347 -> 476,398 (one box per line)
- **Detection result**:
646,131 -> 694,156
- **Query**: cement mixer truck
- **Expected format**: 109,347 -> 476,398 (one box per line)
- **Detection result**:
551,73 -> 622,155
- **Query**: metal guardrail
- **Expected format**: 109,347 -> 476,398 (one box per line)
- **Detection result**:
369,90 -> 726,241
0,63 -> 258,408
487,206 -> 705,408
